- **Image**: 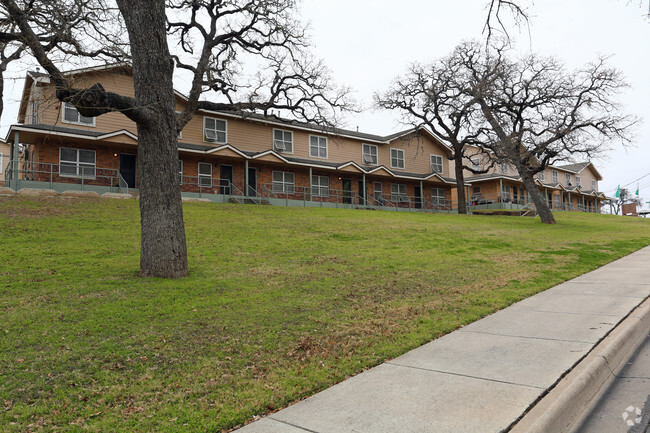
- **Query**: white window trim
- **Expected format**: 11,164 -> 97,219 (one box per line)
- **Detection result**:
309,135 -> 328,159
500,161 -> 508,173
390,148 -> 405,170
430,154 -> 443,173
552,170 -> 559,184
311,175 -> 330,197
592,180 -> 597,191
362,144 -> 378,165
0,152 -> 3,174
272,170 -> 295,194
432,188 -> 445,205
470,157 -> 481,171
59,147 -> 96,178
61,102 -> 96,127
198,162 -> 212,187
565,173 -> 572,186
273,129 -> 294,154
537,171 -> 545,181
575,176 -> 581,188
203,116 -> 227,144
390,183 -> 408,202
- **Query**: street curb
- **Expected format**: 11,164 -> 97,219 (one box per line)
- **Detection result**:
510,297 -> 650,433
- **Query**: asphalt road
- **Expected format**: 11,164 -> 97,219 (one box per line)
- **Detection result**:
569,332 -> 650,433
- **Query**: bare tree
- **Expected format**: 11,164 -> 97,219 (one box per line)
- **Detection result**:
375,42 -> 496,214
462,41 -> 636,224
0,0 -> 352,278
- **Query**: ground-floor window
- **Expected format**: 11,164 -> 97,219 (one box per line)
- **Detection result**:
59,147 -> 96,178
432,188 -> 445,205
311,175 -> 329,197
391,183 -> 408,202
273,171 -> 295,194
553,194 -> 561,208
471,186 -> 481,200
198,162 -> 212,187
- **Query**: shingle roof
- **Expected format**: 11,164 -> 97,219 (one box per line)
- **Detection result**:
556,162 -> 591,173
22,124 -> 106,137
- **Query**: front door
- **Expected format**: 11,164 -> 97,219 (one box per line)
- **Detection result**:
342,178 -> 352,204
247,167 -> 257,196
357,180 -> 367,205
414,185 -> 422,209
220,165 -> 233,195
119,154 -> 136,189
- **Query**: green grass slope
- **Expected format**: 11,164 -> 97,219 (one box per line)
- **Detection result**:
1,197 -> 649,432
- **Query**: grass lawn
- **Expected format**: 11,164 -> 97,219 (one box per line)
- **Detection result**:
1,196 -> 649,432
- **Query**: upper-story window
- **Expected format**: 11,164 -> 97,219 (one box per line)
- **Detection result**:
204,117 -> 227,143
592,180 -> 597,191
500,162 -> 508,173
537,171 -> 545,181
309,135 -> 328,159
0,152 -> 3,174
430,155 -> 443,173
273,129 -> 293,153
565,173 -> 572,186
390,148 -> 405,169
575,176 -> 581,187
470,157 -> 480,171
552,170 -> 558,184
362,144 -> 378,165
62,102 -> 95,126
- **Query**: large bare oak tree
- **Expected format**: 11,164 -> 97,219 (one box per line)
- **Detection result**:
0,0 -> 352,278
462,41 -> 636,224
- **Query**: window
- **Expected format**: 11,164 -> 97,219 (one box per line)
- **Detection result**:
500,161 -> 508,173
272,171 -> 295,194
592,180 -> 597,191
430,155 -> 443,173
553,194 -> 561,208
565,173 -> 572,186
391,183 -> 408,202
62,102 -> 95,126
373,182 -> 384,204
471,186 -> 481,200
575,176 -> 581,187
432,188 -> 445,205
203,117 -> 227,143
537,171 -> 545,181
198,162 -> 212,187
311,175 -> 329,197
178,160 -> 183,184
362,144 -> 378,165
470,157 -> 480,171
59,148 -> 96,177
0,153 -> 3,174
390,148 -> 405,169
309,135 -> 327,158
30,101 -> 40,124
552,170 -> 558,184
175,112 -> 183,138
273,129 -> 293,153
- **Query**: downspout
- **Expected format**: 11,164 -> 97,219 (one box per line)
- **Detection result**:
419,179 -> 423,209
309,167 -> 313,202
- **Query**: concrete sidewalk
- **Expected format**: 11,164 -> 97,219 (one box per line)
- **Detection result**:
237,246 -> 650,433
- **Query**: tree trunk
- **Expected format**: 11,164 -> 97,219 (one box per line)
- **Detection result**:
453,147 -> 468,214
117,0 -> 188,277
519,169 -> 556,224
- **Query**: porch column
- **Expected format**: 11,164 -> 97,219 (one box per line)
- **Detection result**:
568,192 -> 571,211
545,187 -> 548,208
363,173 -> 367,206
419,180 -> 423,208
499,178 -> 503,202
244,159 -> 249,196
309,167 -> 313,201
12,130 -> 19,187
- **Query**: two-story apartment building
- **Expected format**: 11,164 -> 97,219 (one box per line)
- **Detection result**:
4,64 -> 607,213
5,64 -> 457,211
457,147 -> 606,213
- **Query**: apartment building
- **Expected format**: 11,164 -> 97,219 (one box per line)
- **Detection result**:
5,64 -> 457,211
3,64 -> 606,213
457,147 -> 606,213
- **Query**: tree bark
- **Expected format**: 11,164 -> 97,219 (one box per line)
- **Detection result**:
117,0 -> 188,277
452,146 -> 468,214
519,170 -> 556,224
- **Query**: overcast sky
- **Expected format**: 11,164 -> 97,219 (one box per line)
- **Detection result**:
1,0 -> 648,203
299,0 -> 650,202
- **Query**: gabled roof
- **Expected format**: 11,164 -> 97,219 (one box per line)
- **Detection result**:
554,162 -> 603,180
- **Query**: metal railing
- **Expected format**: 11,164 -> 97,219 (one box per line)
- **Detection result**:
4,160 -> 124,192
179,174 -> 246,199
260,183 -> 455,212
